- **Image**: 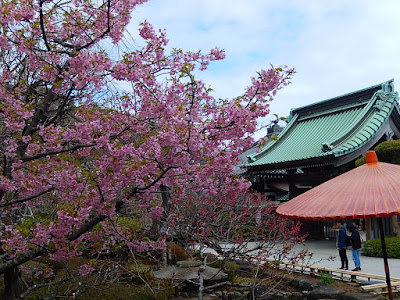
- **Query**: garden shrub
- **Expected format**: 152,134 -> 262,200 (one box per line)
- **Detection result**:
209,257 -> 223,269
355,140 -> 400,167
224,261 -> 239,282
355,156 -> 366,167
374,140 -> 400,164
363,236 -> 400,258
320,274 -> 335,285
225,260 -> 240,272
166,242 -> 188,264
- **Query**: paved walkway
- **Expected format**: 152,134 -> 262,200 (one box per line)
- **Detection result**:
295,238 -> 400,279
199,234 -> 400,280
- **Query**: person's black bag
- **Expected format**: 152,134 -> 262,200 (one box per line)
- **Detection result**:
346,235 -> 352,246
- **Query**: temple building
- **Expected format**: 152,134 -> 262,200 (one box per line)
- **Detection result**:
244,79 -> 400,239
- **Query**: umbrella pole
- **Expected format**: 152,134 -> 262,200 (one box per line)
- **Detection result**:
378,217 -> 393,300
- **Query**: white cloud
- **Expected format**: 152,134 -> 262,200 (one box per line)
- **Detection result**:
130,0 -> 400,137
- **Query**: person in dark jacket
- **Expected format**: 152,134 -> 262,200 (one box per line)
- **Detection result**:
334,220 -> 348,270
347,222 -> 362,271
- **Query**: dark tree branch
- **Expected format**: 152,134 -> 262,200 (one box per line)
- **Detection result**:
39,0 -> 51,52
52,0 -> 112,53
43,87 -> 74,127
66,214 -> 107,242
127,164 -> 177,199
21,143 -> 96,162
0,248 -> 47,275
0,187 -> 54,208
110,126 -> 131,141
0,214 -> 107,275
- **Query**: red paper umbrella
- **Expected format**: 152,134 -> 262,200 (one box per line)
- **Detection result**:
276,151 -> 400,299
276,151 -> 400,220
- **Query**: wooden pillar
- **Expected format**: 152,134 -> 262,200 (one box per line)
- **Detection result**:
365,218 -> 371,241
287,171 -> 299,200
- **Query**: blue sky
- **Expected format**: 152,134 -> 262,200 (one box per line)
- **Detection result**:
129,0 -> 400,138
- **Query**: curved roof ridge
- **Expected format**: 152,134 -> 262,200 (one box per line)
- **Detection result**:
320,90 -> 381,152
331,91 -> 399,157
288,79 -> 393,119
245,79 -> 400,170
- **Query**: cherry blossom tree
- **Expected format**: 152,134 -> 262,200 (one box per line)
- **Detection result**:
0,0 -> 294,298
164,191 -> 306,298
169,191 -> 302,257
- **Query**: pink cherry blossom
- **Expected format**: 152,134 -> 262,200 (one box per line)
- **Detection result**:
0,0 -> 296,296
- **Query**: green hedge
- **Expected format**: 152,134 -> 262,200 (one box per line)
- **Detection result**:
362,236 -> 400,258
374,140 -> 400,164
355,157 -> 366,167
356,140 -> 400,167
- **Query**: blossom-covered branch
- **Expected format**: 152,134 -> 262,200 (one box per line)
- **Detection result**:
0,0 -> 294,298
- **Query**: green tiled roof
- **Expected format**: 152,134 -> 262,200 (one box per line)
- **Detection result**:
247,80 -> 400,169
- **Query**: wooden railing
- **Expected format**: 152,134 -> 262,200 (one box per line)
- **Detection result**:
268,258 -> 400,296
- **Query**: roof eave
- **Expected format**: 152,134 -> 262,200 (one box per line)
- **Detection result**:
246,155 -> 335,173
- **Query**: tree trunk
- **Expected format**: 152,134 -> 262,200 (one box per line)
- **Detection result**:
390,216 -> 400,237
3,267 -> 22,300
150,185 -> 170,237
198,266 -> 205,300
0,209 -> 23,300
